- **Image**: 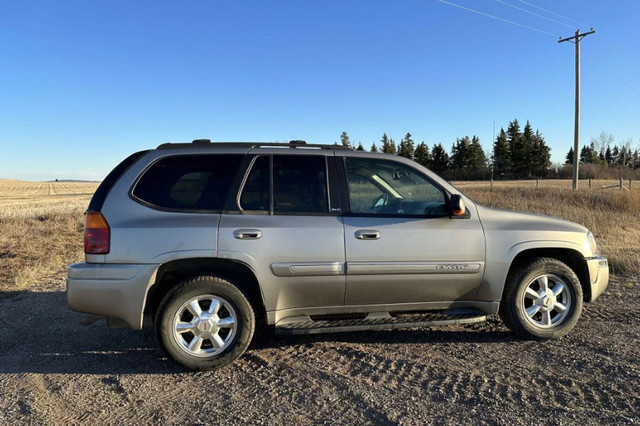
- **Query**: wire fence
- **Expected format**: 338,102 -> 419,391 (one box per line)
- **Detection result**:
452,178 -> 636,191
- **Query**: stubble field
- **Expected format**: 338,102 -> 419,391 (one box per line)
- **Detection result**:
0,178 -> 638,424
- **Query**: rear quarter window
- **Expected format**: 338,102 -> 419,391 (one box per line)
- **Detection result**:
132,154 -> 243,211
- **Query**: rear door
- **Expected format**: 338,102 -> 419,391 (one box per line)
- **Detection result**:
218,152 -> 345,316
340,155 -> 485,305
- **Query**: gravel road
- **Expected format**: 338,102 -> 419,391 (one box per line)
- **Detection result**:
0,273 -> 638,425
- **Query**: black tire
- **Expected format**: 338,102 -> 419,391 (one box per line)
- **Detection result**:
500,257 -> 583,340
155,276 -> 255,371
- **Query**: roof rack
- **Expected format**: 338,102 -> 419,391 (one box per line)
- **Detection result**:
156,139 -> 350,150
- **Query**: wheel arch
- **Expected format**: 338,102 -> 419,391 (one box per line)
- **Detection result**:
143,258 -> 266,327
504,248 -> 591,303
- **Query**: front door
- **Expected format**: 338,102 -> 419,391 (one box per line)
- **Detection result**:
341,156 -> 485,305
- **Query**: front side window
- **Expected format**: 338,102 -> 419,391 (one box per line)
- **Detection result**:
132,154 -> 242,211
239,155 -> 329,214
345,157 -> 447,216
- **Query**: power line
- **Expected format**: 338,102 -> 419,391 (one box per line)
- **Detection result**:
514,0 -> 590,28
490,0 -> 575,29
434,0 -> 558,37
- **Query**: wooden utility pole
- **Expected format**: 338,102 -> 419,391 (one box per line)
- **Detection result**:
559,28 -> 595,190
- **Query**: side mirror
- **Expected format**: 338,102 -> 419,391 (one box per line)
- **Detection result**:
450,194 -> 466,216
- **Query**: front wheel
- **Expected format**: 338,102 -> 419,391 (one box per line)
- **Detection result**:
155,276 -> 255,370
500,258 -> 583,339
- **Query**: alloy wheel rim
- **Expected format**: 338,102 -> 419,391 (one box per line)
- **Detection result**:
172,294 -> 238,357
521,273 -> 572,328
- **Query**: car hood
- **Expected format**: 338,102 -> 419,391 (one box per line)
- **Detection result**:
474,204 -> 587,234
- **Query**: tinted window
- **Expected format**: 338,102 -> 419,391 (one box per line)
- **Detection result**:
345,157 -> 447,216
239,156 -> 270,211
239,155 -> 329,214
133,155 -> 242,211
274,156 -> 328,213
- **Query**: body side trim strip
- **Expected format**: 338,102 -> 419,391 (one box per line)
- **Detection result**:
271,262 -> 345,277
347,261 -> 483,275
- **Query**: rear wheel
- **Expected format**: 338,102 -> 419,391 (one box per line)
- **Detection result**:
500,258 -> 583,339
155,276 -> 255,370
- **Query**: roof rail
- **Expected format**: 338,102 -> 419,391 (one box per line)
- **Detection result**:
156,139 -> 350,150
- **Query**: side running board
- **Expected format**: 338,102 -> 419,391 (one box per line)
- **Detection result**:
275,309 -> 487,335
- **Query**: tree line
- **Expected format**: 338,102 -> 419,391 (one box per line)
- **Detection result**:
565,132 -> 640,170
337,119 -> 552,180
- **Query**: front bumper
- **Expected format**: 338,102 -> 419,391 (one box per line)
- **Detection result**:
585,256 -> 609,302
66,263 -> 159,329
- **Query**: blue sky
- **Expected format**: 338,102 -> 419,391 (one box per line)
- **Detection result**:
1,0 -> 638,181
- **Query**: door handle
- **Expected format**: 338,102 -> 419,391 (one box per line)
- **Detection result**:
354,230 -> 380,240
233,229 -> 262,240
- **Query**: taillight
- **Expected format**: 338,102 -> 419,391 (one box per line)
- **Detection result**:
84,211 -> 110,254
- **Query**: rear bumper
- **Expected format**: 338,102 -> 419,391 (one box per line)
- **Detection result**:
585,256 -> 609,302
66,263 -> 158,329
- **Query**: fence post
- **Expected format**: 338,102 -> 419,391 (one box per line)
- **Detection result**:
589,178 -> 592,188
629,179 -> 632,190
536,178 -> 539,188
619,177 -> 623,190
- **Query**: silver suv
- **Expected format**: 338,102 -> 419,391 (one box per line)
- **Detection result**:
67,140 -> 609,370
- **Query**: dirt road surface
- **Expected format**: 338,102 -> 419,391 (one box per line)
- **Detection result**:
0,273 -> 638,425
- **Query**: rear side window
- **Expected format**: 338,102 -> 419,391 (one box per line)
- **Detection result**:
239,156 -> 270,212
132,155 -> 243,211
239,155 -> 329,214
274,156 -> 328,213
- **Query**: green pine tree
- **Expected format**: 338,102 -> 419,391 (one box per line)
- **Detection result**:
450,137 -> 471,172
381,133 -> 396,154
619,144 -> 630,167
431,143 -> 449,174
565,147 -> 574,164
492,128 -> 510,179
630,148 -> 640,170
507,119 -> 526,178
519,121 -> 535,177
370,142 -> 378,152
579,145 -> 590,163
414,142 -> 432,168
398,132 -> 415,159
611,146 -> 620,165
605,146 -> 613,165
580,144 -> 599,163
530,130 -> 551,177
468,136 -> 488,172
340,132 -> 351,149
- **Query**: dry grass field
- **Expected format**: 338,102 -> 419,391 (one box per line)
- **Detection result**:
0,179 -> 98,292
0,178 -> 639,424
453,179 -> 640,275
